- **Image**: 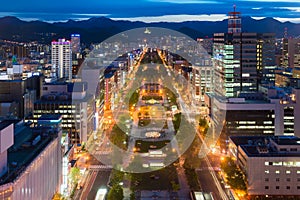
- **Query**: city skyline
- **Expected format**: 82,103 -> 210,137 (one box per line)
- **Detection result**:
1,2 -> 300,200
0,0 -> 300,23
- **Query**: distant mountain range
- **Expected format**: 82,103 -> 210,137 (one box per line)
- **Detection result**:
0,16 -> 299,44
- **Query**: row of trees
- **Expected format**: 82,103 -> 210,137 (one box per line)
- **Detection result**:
107,170 -> 125,200
220,157 -> 247,191
182,135 -> 202,190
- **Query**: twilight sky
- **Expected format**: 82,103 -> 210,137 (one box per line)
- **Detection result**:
1,0 -> 300,23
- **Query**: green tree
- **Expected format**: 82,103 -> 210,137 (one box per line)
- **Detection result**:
221,157 -> 247,191
130,191 -> 136,200
171,181 -> 180,191
199,117 -> 209,135
183,136 -> 201,169
109,169 -> 124,186
107,184 -> 124,200
69,167 -> 80,184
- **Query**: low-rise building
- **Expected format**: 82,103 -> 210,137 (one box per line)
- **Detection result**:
0,119 -> 62,200
229,135 -> 300,198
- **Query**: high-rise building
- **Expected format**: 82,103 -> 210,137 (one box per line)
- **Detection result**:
281,38 -> 300,68
213,32 -> 276,97
71,34 -> 81,54
228,5 -> 242,33
51,39 -> 72,81
205,87 -> 300,150
0,74 -> 43,118
214,7 -> 275,97
33,82 -> 95,144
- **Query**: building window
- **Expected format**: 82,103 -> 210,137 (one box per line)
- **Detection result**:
276,186 -> 280,189
276,178 -> 280,182
287,186 -> 290,190
265,178 -> 269,182
275,170 -> 280,174
273,162 -> 282,166
265,186 -> 269,190
297,186 -> 300,190
287,178 -> 291,182
280,148 -> 287,151
286,170 -> 291,174
265,170 -> 270,174
298,178 -> 300,182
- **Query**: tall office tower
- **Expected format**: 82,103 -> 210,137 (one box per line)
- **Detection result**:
213,32 -> 275,97
281,38 -> 300,68
71,34 -> 81,54
51,39 -> 72,81
228,5 -> 242,33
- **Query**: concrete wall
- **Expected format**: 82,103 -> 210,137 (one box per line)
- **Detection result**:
6,132 -> 62,200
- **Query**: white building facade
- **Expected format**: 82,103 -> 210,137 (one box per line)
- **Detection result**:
0,122 -> 62,200
229,136 -> 300,197
51,39 -> 72,81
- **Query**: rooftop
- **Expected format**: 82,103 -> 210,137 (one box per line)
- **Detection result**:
240,145 -> 300,157
0,123 -> 59,185
0,120 -> 14,131
230,135 -> 300,157
272,136 -> 300,146
38,114 -> 62,121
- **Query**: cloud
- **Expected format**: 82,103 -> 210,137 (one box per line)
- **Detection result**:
71,13 -> 110,17
278,7 -> 300,12
274,17 -> 300,23
251,17 -> 266,20
111,14 -> 227,23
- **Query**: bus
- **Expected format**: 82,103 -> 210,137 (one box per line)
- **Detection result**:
95,188 -> 107,200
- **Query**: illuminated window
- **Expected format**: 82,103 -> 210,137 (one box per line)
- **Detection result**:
273,162 -> 282,166
286,170 -> 291,174
265,170 -> 270,174
275,170 -> 280,174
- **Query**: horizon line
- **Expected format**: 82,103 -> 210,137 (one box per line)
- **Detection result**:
0,13 -> 299,24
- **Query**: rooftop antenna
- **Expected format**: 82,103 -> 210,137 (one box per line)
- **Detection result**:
228,4 -> 242,33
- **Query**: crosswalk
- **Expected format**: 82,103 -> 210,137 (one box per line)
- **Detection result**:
89,165 -> 113,169
94,151 -> 111,155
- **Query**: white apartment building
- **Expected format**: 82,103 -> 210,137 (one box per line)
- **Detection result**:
51,39 -> 72,81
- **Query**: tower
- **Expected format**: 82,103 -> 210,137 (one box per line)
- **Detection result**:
51,39 -> 72,81
228,5 -> 242,33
